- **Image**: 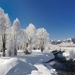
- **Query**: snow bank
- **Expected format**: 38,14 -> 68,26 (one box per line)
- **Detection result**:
0,58 -> 18,75
63,49 -> 75,59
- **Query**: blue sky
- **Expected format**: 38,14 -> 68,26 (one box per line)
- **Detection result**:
0,0 -> 75,40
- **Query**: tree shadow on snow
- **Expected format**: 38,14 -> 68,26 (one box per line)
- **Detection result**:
6,60 -> 38,75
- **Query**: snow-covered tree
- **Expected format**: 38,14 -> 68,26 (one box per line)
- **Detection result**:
21,29 -> 28,53
0,8 -> 11,56
12,18 -> 20,32
0,8 -> 10,33
25,23 -> 37,53
7,18 -> 20,56
36,28 -> 50,52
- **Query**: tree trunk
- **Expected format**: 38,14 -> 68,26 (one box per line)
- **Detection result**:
14,49 -> 17,56
2,33 -> 6,56
14,44 -> 17,56
41,47 -> 44,52
3,49 -> 5,56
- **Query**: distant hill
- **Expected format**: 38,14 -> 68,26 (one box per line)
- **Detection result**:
50,38 -> 75,45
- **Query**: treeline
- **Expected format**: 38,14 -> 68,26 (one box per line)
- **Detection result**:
0,8 -> 50,56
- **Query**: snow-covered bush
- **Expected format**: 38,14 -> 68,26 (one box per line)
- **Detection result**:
7,41 -> 14,56
24,45 -> 32,54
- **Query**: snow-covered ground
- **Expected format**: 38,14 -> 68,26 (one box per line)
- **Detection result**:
0,50 -> 58,75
